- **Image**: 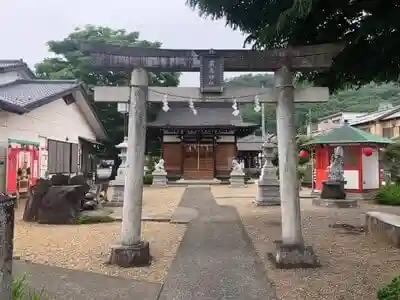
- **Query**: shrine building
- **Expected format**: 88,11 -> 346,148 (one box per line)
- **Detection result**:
148,102 -> 258,180
308,121 -> 393,199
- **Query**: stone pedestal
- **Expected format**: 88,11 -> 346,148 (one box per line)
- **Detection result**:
313,179 -> 358,208
152,171 -> 168,187
229,171 -> 245,187
106,184 -> 124,207
106,137 -> 128,207
268,240 -> 320,269
321,180 -> 346,199
256,181 -> 280,206
255,138 -> 280,206
108,241 -> 151,267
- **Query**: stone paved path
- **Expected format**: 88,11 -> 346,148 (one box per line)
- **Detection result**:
13,260 -> 161,300
158,186 -> 276,300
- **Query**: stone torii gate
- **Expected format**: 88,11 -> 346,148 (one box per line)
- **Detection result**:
81,42 -> 342,268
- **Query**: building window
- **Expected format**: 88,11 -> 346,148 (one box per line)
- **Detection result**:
48,139 -> 79,174
361,127 -> 371,133
383,127 -> 394,138
332,119 -> 340,124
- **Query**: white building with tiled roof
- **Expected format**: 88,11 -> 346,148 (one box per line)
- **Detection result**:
0,59 -> 106,194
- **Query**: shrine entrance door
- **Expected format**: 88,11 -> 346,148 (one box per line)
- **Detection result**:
183,143 -> 214,179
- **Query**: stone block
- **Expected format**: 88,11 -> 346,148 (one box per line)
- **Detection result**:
255,184 -> 280,206
108,241 -> 151,267
229,173 -> 245,187
152,172 -> 168,187
268,240 -> 320,269
321,180 -> 346,199
365,211 -> 400,248
107,185 -> 124,206
312,198 -> 358,208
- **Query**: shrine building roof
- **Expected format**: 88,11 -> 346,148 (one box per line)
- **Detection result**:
306,121 -> 393,145
148,102 -> 259,129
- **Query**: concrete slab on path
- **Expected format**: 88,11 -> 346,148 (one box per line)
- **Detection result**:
169,206 -> 198,224
110,207 -> 172,222
158,187 -> 277,300
13,260 -> 162,300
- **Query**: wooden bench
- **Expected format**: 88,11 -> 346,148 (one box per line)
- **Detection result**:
365,211 -> 400,248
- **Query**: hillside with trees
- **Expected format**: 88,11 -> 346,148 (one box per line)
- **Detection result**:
227,74 -> 400,133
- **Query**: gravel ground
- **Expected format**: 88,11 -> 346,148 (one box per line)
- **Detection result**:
213,194 -> 400,300
128,186 -> 185,217
211,184 -> 256,198
14,187 -> 187,283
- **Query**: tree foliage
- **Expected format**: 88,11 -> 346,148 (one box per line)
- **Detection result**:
382,142 -> 400,183
187,0 -> 400,91
35,25 -> 180,157
226,74 -> 400,133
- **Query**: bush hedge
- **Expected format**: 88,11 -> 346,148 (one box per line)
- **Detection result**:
375,184 -> 400,205
143,174 -> 153,185
378,276 -> 400,299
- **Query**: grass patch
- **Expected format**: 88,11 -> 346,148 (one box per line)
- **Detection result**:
12,274 -> 45,300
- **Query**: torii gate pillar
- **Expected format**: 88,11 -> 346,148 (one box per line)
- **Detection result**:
270,66 -> 319,268
108,68 -> 151,267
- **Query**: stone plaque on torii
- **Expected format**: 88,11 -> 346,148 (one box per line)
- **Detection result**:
81,42 -> 343,269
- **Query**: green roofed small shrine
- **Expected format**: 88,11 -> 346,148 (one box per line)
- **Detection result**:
308,121 -> 393,145
307,121 -> 393,199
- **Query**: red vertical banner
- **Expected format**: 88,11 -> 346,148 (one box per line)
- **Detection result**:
6,147 -> 19,194
30,146 -> 39,186
315,146 -> 329,190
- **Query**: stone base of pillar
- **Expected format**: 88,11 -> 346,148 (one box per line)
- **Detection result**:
268,240 -> 320,269
108,241 -> 151,267
312,198 -> 359,208
151,172 -> 168,187
254,180 -> 280,206
229,172 -> 246,187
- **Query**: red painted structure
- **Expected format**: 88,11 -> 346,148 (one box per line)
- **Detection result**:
6,141 -> 40,194
314,144 -> 382,193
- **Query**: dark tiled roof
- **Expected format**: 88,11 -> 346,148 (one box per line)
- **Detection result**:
0,60 -> 24,68
148,102 -> 257,128
0,79 -> 78,108
0,79 -> 107,139
237,134 -> 263,151
0,59 -> 35,78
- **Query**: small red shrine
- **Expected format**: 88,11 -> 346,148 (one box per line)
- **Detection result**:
308,122 -> 393,199
7,139 -> 40,195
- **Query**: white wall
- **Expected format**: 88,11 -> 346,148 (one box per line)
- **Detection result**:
0,98 -> 97,147
362,148 -> 380,189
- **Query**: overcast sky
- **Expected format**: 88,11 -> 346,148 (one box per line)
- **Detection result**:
0,0 -> 257,86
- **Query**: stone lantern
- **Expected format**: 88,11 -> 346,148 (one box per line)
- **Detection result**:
114,137 -> 128,183
108,137 -> 128,205
254,137 -> 280,206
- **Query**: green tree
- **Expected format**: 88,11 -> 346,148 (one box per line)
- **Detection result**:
226,73 -> 400,132
187,0 -> 400,91
35,25 -> 180,158
382,142 -> 400,183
